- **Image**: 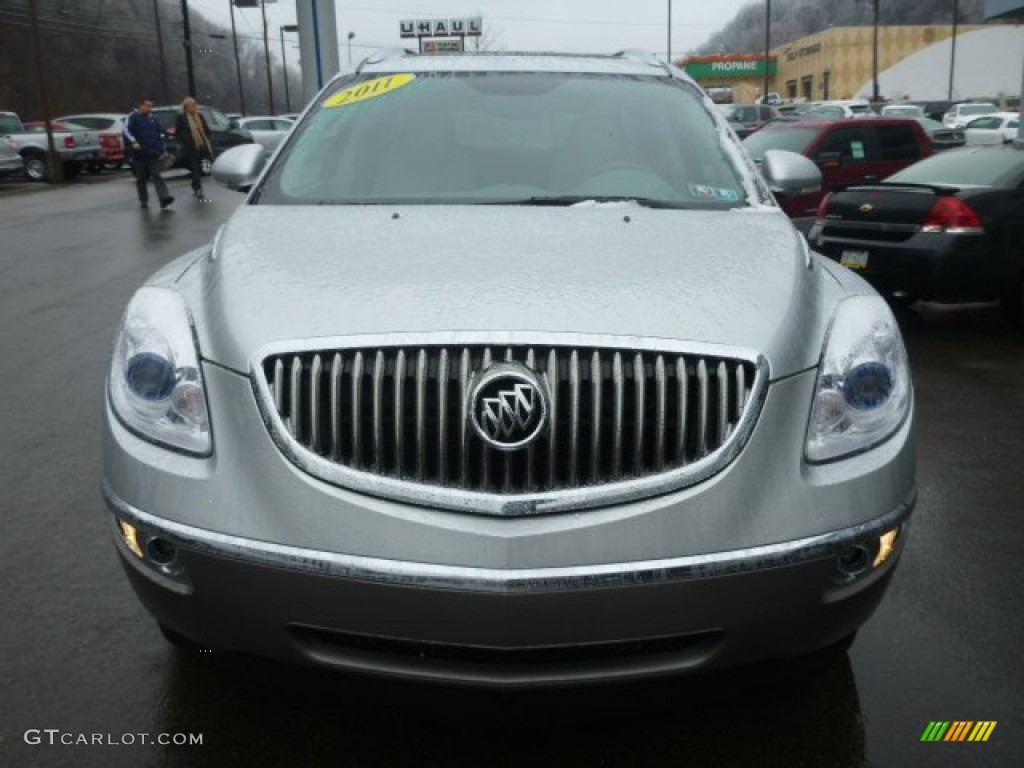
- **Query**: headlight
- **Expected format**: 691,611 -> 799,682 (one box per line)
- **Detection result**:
109,287 -> 210,455
806,296 -> 911,462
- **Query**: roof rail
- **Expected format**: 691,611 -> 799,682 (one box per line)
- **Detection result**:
356,47 -> 417,73
612,49 -> 673,76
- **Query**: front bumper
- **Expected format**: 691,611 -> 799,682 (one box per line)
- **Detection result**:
107,482 -> 911,686
104,360 -> 915,685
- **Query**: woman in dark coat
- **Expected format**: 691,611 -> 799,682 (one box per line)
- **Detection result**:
174,97 -> 214,198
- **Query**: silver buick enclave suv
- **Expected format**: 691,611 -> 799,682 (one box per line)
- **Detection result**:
103,51 -> 916,687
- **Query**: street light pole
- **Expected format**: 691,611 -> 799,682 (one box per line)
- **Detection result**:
948,0 -> 959,100
667,1 -> 671,64
181,0 -> 196,97
763,0 -> 771,103
229,0 -> 246,115
280,25 -> 298,114
153,0 -> 169,102
872,0 -> 880,102
347,31 -> 355,68
260,0 -> 275,115
27,0 -> 62,182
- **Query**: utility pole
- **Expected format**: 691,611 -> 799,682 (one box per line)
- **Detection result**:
948,0 -> 959,100
763,0 -> 771,103
153,0 -> 169,102
261,0 -> 275,115
27,0 -> 62,182
181,0 -> 196,97
229,0 -> 246,115
872,0 -> 880,102
667,1 -> 672,64
281,25 -> 298,113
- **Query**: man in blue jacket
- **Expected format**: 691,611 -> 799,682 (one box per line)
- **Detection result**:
124,97 -> 174,209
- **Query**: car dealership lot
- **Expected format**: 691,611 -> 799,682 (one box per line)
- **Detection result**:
0,178 -> 1022,767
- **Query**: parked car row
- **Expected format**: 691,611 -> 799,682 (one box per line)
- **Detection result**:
0,106 -> 296,181
743,111 -> 1023,325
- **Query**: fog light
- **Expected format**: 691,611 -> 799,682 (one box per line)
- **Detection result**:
119,520 -> 144,559
146,537 -> 177,566
873,527 -> 900,568
835,545 -> 871,581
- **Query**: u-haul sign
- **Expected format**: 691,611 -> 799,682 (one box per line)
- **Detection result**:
400,18 -> 482,38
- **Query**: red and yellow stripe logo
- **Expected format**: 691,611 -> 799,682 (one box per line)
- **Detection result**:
921,721 -> 997,742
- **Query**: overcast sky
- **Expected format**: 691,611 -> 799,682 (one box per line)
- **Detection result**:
190,0 -> 753,66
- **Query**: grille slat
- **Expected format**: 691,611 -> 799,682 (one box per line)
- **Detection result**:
415,349 -> 427,482
547,349 -> 558,488
590,350 -> 602,483
655,354 -> 666,472
289,356 -> 302,441
394,350 -> 406,478
676,357 -> 687,466
330,353 -> 343,460
310,354 -> 322,453
438,349 -> 449,483
351,351 -> 364,468
716,361 -> 729,447
568,349 -> 580,486
696,359 -> 709,458
612,351 -> 624,481
263,343 -> 758,498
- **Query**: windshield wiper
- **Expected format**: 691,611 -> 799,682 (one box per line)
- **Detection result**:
493,195 -> 695,209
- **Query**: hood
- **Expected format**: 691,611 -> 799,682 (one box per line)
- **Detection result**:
179,205 -> 835,378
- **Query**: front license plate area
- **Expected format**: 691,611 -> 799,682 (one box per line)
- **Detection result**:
840,249 -> 869,269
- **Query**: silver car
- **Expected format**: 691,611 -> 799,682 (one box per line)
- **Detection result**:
103,51 -> 916,686
236,116 -> 295,152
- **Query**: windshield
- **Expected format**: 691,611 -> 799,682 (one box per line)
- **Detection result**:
201,107 -> 231,130
888,147 -> 1024,188
741,126 -> 819,160
257,71 -> 749,208
960,104 -> 997,116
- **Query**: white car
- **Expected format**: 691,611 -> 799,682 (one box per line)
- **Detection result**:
236,116 -> 295,152
804,100 -> 874,120
963,112 -> 1020,145
880,105 -> 925,119
941,102 -> 998,129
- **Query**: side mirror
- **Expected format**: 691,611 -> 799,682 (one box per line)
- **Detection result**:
761,149 -> 822,197
228,118 -> 240,130
212,144 -> 267,193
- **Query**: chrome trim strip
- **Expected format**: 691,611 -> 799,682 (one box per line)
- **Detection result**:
351,351 -> 364,468
437,348 -> 449,483
330,353 -> 342,460
310,354 -> 322,453
590,350 -> 602,483
394,349 -> 405,478
104,482 -> 915,594
568,349 -> 580,486
249,332 -> 770,517
372,350 -> 384,471
289,356 -> 302,440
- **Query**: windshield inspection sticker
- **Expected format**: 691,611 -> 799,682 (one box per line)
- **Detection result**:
323,74 -> 417,108
690,184 -> 740,202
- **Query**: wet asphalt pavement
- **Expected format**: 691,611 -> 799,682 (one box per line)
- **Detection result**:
1,171 -> 1022,768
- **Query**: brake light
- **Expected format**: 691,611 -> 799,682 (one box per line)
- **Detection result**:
815,192 -> 833,224
166,126 -> 176,136
64,135 -> 75,149
922,197 -> 984,234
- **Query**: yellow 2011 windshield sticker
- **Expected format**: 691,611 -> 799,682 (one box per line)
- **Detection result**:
323,74 -> 417,108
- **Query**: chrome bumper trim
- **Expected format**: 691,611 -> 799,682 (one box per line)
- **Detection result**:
103,481 -> 914,595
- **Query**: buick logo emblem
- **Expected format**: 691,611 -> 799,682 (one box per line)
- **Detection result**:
859,203 -> 875,214
469,363 -> 548,451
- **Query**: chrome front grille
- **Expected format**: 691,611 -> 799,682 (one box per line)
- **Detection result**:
255,336 -> 766,514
